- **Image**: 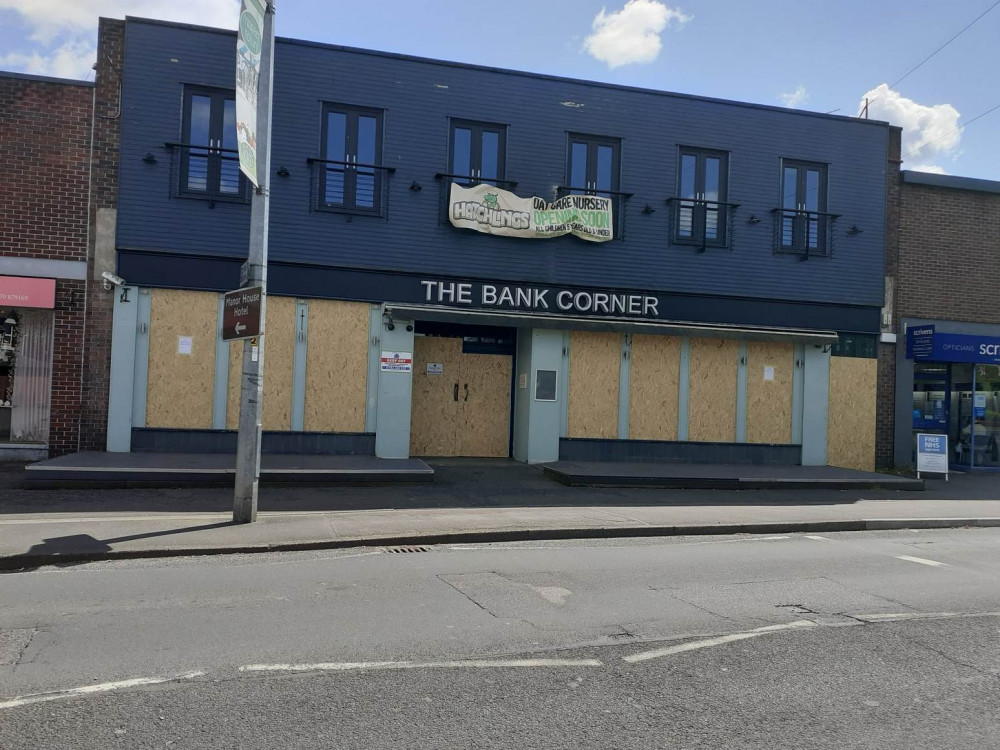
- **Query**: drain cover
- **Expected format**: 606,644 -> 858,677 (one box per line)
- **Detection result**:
385,546 -> 432,554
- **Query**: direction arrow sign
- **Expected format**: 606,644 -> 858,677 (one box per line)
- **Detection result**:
223,286 -> 263,341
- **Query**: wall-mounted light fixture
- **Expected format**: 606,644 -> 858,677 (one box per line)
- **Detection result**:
276,166 -> 290,177
409,181 -> 423,192
142,152 -> 157,164
747,215 -> 761,224
847,225 -> 863,235
641,204 -> 655,214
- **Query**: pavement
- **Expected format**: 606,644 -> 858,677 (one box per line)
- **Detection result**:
1,457 -> 999,568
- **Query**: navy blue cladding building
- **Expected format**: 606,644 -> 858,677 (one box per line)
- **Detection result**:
106,17 -> 891,469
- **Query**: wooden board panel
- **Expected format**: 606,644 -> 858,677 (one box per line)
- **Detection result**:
226,338 -> 241,431
828,356 -> 877,471
568,331 -> 621,438
409,336 -> 462,456
687,338 -> 739,442
461,353 -> 512,457
746,341 -> 794,444
304,300 -> 370,432
261,296 -> 296,431
628,334 -> 680,441
145,289 -> 217,429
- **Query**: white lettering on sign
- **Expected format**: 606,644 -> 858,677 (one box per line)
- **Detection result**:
422,280 -> 659,318
981,344 -> 1000,356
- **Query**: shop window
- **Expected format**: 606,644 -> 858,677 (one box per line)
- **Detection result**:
831,333 -> 877,359
177,87 -> 247,202
0,309 -> 52,443
776,160 -> 834,257
671,147 -> 732,248
317,104 -> 385,215
449,120 -> 507,186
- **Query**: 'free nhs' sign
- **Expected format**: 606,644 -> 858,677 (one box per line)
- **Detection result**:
916,433 -> 949,476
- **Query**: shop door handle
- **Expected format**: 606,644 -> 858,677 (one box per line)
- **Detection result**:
463,383 -> 469,402
453,383 -> 459,402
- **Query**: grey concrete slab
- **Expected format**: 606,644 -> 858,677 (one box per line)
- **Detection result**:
541,461 -> 925,490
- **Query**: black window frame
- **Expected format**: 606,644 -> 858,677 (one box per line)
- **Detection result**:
777,159 -> 830,256
565,133 -> 621,196
673,146 -> 731,248
319,103 -> 385,216
448,119 -> 507,186
178,85 -> 247,203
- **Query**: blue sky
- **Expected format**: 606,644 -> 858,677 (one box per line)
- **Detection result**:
2,0 -> 997,178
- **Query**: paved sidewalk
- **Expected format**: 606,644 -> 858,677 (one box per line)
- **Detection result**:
2,458 -> 998,568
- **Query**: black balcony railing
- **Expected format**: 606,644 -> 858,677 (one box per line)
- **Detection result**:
436,173 -> 520,225
307,157 -> 395,217
164,142 -> 251,206
771,208 -> 841,259
665,197 -> 741,252
555,186 -> 633,240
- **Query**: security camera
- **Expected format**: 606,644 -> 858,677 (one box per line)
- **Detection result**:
101,271 -> 126,289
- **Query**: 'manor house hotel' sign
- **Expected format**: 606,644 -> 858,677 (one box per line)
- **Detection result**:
420,279 -> 660,317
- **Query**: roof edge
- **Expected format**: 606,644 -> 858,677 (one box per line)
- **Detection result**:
902,170 -> 1000,195
0,70 -> 93,87
119,15 -> 890,129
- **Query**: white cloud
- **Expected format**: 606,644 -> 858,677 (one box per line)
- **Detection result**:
585,0 -> 691,69
779,85 -> 808,108
0,0 -> 238,78
859,84 -> 961,168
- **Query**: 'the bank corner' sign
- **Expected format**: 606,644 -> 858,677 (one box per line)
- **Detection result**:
235,0 -> 265,186
449,183 -> 613,242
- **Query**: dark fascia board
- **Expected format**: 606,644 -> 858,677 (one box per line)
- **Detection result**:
0,70 -> 94,87
901,169 -> 1000,196
120,15 -> 889,130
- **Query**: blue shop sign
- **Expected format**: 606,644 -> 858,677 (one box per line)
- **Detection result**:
906,327 -> 1000,364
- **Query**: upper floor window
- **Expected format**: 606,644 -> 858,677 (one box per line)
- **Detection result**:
674,147 -> 730,247
566,134 -> 620,197
320,104 -> 383,214
450,120 -> 506,185
778,160 -> 830,256
180,87 -> 245,200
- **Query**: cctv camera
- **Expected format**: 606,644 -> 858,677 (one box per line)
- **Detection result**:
101,271 -> 126,288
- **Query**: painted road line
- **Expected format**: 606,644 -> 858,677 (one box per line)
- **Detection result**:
896,554 -> 949,567
240,658 -> 603,673
759,536 -> 790,540
853,611 -> 1000,623
805,535 -> 831,541
623,620 -> 816,664
0,672 -> 205,710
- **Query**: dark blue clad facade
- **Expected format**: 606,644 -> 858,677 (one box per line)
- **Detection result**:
116,18 -> 890,334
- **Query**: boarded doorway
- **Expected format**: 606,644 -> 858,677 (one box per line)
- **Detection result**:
409,325 -> 513,457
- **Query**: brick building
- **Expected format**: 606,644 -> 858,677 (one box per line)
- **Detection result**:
879,169 -> 1000,471
0,18 -> 123,459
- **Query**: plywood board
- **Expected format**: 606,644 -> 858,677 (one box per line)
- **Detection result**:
628,334 -> 680,441
261,296 -> 296,431
304,300 -> 369,432
461,353 -> 512,457
145,289 -> 217,429
828,356 -> 877,471
568,331 -> 621,439
410,336 -> 462,456
687,338 -> 739,442
226,338 -> 241,431
746,341 -> 794,444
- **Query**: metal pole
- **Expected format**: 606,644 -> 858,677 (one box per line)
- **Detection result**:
234,1 -> 275,523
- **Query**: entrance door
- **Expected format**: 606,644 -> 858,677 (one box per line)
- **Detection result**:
409,335 -> 512,457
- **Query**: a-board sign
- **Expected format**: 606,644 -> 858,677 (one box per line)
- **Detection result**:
916,433 -> 948,478
223,286 -> 263,341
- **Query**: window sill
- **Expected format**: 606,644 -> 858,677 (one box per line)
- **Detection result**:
315,204 -> 385,219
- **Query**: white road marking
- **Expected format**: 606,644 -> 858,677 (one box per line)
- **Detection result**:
239,658 -> 602,673
896,554 -> 949,567
622,620 -> 816,663
805,535 -> 831,541
853,612 -> 957,622
759,536 -> 790,540
0,672 -> 205,710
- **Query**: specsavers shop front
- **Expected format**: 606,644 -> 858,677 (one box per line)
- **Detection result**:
902,322 -> 1000,471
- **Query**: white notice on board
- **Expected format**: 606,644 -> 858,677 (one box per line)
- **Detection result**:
178,336 -> 192,355
427,363 -> 443,375
763,366 -> 775,381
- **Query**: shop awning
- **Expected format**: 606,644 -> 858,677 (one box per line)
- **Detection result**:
385,304 -> 839,344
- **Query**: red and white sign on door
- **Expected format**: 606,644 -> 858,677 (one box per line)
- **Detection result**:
0,276 -> 56,309
380,351 -> 413,373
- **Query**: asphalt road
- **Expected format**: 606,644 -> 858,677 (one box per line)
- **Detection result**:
2,528 -> 999,748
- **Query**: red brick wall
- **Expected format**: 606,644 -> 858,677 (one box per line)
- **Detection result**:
897,183 -> 1000,325
79,19 -> 125,452
48,279 -> 86,454
0,76 -> 93,262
